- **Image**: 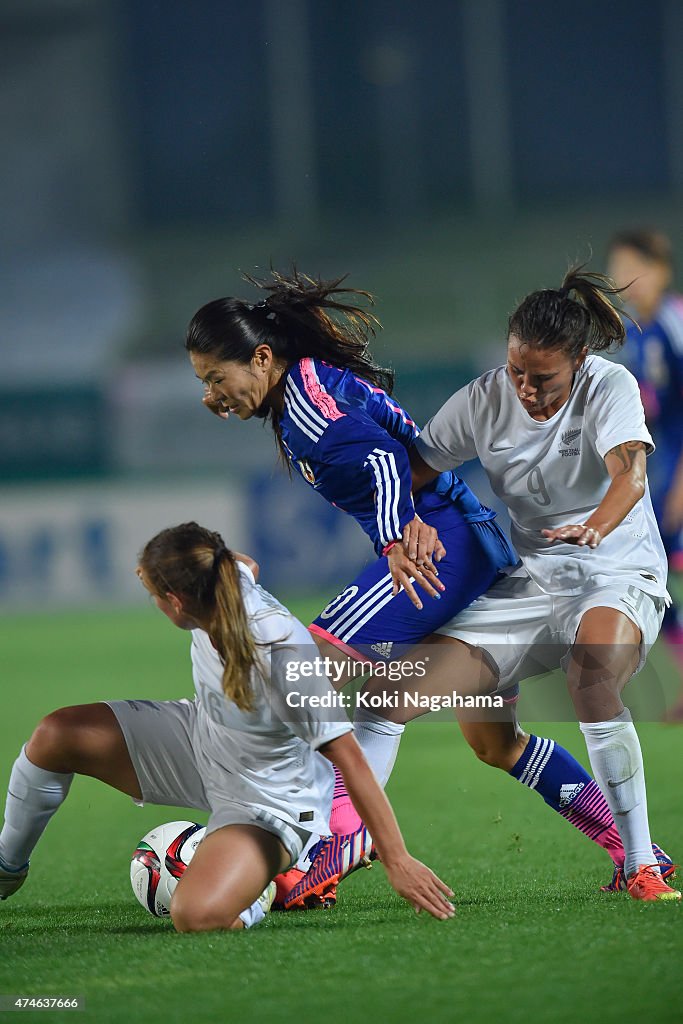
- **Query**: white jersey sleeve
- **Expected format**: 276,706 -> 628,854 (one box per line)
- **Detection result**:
414,380 -> 479,471
586,363 -> 655,459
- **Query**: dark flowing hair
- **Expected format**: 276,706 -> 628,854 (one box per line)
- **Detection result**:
508,263 -> 635,359
186,268 -> 393,438
139,522 -> 260,712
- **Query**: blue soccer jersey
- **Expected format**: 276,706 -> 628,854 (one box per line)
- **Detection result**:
623,294 -> 683,511
280,357 -> 494,557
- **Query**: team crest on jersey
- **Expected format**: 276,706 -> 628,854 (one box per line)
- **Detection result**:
559,426 -> 581,457
297,459 -> 316,484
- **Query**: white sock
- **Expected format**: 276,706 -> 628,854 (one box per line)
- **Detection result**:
238,893 -> 268,929
352,707 -> 405,788
294,833 -> 322,873
0,746 -> 74,870
580,710 -> 656,878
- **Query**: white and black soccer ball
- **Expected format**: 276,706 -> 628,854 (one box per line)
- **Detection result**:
130,820 -> 206,918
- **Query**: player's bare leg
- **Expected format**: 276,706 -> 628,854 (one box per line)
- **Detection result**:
457,710 -> 529,771
170,824 -> 286,932
0,704 -> 139,899
308,633 -> 371,691
26,703 -> 141,796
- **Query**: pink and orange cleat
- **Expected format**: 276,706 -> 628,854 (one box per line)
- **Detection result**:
284,826 -> 375,910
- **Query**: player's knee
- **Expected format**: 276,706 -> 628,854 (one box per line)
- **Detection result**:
565,662 -> 629,720
470,740 -> 507,768
27,707 -> 84,766
468,730 -> 528,770
170,890 -> 238,933
170,907 -> 205,933
170,889 -> 204,932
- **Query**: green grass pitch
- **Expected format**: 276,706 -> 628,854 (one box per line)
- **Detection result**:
0,600 -> 682,1024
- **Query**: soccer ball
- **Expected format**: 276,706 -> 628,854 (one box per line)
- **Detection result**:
130,820 -> 206,918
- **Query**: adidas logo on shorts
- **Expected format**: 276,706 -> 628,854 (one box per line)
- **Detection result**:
370,641 -> 394,658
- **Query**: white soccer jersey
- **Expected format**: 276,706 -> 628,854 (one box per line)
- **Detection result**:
189,562 -> 352,837
415,355 -> 668,598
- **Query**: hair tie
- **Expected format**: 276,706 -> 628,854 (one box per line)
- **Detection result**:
245,298 -> 278,323
558,285 -> 571,300
212,541 -> 229,570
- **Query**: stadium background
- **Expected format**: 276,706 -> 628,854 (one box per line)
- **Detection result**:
1,2 -> 682,1022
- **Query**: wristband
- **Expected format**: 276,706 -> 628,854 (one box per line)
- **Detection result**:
382,541 -> 398,556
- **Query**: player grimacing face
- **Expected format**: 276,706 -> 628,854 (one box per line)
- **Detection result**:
190,347 -> 285,420
507,335 -> 587,421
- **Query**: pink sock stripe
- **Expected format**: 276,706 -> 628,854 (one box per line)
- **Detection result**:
571,821 -> 612,842
332,765 -> 347,799
600,826 -> 624,850
308,624 -> 376,666
560,780 -> 614,838
300,358 -> 345,421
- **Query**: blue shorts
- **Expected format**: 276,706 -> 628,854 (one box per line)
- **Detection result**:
310,510 -> 516,661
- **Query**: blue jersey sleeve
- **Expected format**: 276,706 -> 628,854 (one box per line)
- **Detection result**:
283,359 -> 416,554
318,411 -> 416,552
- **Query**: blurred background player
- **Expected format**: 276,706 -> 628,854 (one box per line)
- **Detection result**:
186,270 -> 669,907
607,229 -> 683,719
0,522 -> 454,926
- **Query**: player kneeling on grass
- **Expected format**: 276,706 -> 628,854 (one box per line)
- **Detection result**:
0,522 -> 454,930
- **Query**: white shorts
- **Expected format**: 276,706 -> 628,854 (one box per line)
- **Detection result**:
105,697 -> 314,866
436,572 -> 666,692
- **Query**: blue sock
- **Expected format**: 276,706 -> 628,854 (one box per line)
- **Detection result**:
509,734 -> 590,811
508,734 -> 625,863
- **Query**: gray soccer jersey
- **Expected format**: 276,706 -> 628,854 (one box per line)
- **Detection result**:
416,355 -> 668,597
189,563 -> 352,837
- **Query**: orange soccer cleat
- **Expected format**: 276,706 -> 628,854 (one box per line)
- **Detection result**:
272,866 -> 336,910
626,864 -> 682,902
